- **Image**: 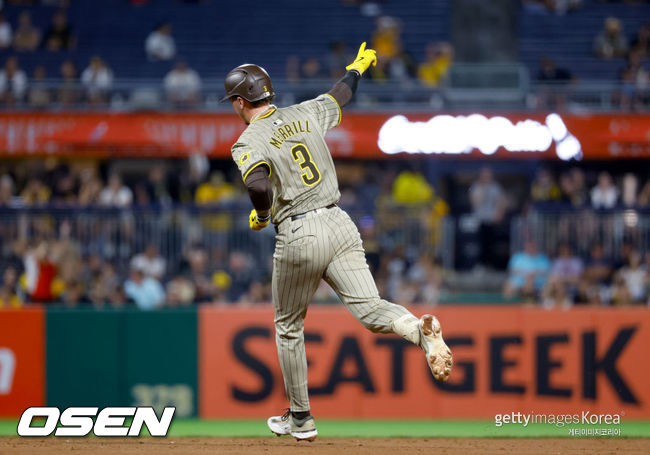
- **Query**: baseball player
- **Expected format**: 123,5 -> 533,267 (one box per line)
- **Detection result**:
223,42 -> 452,442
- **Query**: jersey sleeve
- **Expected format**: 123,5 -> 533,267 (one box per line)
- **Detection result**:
231,140 -> 271,182
297,94 -> 342,132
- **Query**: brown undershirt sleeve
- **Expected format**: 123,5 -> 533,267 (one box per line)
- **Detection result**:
327,70 -> 361,108
245,165 -> 272,212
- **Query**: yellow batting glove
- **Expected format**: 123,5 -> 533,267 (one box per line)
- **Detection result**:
249,209 -> 270,231
345,42 -> 377,76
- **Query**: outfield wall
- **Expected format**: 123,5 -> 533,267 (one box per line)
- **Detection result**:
1,306 -> 649,419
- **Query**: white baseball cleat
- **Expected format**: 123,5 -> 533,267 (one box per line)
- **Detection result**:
267,410 -> 318,442
419,314 -> 453,382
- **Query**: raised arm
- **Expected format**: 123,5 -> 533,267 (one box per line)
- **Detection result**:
327,42 -> 377,108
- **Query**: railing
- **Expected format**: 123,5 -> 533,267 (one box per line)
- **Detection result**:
5,203 -> 650,280
511,205 -> 650,260
0,204 -> 454,278
2,66 -> 648,112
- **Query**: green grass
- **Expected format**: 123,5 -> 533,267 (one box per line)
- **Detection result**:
2,419 -> 649,438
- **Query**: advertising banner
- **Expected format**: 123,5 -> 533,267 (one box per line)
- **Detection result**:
0,112 -> 648,159
199,306 -> 650,419
46,309 -> 198,417
0,308 -> 45,417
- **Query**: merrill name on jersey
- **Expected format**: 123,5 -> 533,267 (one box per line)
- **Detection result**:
269,120 -> 312,149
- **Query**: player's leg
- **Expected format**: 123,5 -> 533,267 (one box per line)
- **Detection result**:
323,208 -> 452,382
268,215 -> 333,440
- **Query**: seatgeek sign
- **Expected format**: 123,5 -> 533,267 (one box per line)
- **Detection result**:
377,113 -> 582,160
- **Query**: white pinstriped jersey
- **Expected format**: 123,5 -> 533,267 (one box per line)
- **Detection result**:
231,94 -> 342,225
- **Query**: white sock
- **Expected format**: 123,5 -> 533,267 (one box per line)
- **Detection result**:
390,314 -> 421,346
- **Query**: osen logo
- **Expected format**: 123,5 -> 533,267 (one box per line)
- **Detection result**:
17,406 -> 175,437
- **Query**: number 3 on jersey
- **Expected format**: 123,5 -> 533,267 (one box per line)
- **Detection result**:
291,144 -> 321,186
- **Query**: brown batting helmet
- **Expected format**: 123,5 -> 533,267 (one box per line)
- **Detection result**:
220,64 -> 274,103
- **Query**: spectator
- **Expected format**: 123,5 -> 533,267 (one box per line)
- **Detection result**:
20,177 -> 50,205
23,241 -> 58,303
50,169 -> 78,204
195,171 -> 235,205
372,16 -> 401,61
44,9 -> 76,51
0,266 -> 23,308
28,66 -> 51,107
590,171 -> 618,209
417,42 -> 453,87
406,255 -> 443,305
13,11 -> 41,51
109,284 -> 128,308
77,170 -> 103,206
617,251 -> 647,303
0,174 -> 18,206
145,164 -> 172,205
81,55 -> 113,105
59,279 -> 87,307
470,167 -> 506,269
548,243 -> 583,294
630,23 -> 649,58
392,170 -> 433,204
185,247 -> 216,302
98,173 -> 133,207
88,262 -> 120,308
327,41 -> 350,79
377,47 -> 416,82
610,273 -> 633,306
164,61 -> 201,108
622,173 -> 639,207
0,13 -> 12,49
530,168 -> 561,202
569,168 -> 588,206
542,278 -> 573,309
145,22 -> 176,61
593,17 -> 628,59
227,251 -> 255,302
537,56 -> 573,83
638,178 -> 650,206
124,264 -> 166,310
583,243 -> 613,286
536,56 -> 575,109
57,59 -> 81,106
0,56 -> 28,104
503,240 -> 550,300
619,49 -> 649,111
130,244 -> 166,280
166,276 -> 196,306
300,57 -> 322,80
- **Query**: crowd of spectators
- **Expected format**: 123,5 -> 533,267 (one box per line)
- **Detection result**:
0,3 -> 646,109
529,8 -> 649,110
2,158 -> 650,309
592,16 -> 650,110
284,15 -> 454,90
0,5 -> 202,107
504,239 -> 650,306
0,158 -> 450,309
494,166 -> 650,306
528,167 -> 650,209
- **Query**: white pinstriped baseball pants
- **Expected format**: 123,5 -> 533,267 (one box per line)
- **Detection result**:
272,206 -> 412,412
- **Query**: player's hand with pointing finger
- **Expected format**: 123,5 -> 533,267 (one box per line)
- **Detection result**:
249,209 -> 270,231
345,42 -> 377,76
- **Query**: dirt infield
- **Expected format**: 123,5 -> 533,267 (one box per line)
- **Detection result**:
1,437 -> 649,455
